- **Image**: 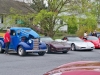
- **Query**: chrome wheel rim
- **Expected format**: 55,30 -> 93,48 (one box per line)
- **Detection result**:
18,47 -> 23,55
47,46 -> 49,52
71,45 -> 75,51
0,44 -> 2,52
46,45 -> 49,52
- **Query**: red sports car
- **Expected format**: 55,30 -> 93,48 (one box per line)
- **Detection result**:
43,61 -> 100,75
83,36 -> 100,48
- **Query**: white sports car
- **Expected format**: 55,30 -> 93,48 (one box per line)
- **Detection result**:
55,36 -> 95,51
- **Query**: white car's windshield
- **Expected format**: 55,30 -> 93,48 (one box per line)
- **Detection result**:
68,37 -> 83,42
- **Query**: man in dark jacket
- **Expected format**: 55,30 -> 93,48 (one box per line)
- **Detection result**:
92,31 -> 97,37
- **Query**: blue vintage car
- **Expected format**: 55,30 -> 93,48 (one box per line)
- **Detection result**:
0,27 -> 47,56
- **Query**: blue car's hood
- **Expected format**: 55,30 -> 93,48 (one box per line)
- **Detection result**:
29,30 -> 40,38
10,27 -> 40,38
21,28 -> 40,38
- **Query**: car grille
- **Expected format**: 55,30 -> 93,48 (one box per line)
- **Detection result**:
33,39 -> 39,50
81,47 -> 86,48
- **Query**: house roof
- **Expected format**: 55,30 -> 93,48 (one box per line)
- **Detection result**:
0,0 -> 35,14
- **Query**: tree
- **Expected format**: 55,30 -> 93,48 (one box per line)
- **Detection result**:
4,0 -> 99,37
31,0 -> 45,12
65,0 -> 98,34
32,0 -> 70,37
4,8 -> 35,27
32,0 -> 100,37
67,15 -> 78,34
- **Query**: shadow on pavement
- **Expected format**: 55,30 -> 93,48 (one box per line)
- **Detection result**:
46,52 -> 71,55
6,52 -> 42,57
70,50 -> 94,52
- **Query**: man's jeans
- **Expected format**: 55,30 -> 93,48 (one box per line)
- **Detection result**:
5,42 -> 10,54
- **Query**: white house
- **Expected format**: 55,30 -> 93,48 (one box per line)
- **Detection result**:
0,0 -> 35,29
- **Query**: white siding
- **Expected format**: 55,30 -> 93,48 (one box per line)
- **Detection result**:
0,16 -> 2,23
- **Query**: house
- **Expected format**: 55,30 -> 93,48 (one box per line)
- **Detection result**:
15,0 -> 33,4
0,0 -> 35,29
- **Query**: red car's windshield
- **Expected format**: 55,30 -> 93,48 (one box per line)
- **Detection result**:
87,36 -> 98,40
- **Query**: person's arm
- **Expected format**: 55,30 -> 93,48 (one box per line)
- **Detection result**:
6,34 -> 10,42
6,37 -> 9,42
96,33 -> 97,37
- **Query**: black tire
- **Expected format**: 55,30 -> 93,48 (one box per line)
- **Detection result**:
47,45 -> 51,53
62,51 -> 68,54
89,49 -> 93,51
38,52 -> 45,56
0,43 -> 5,53
18,46 -> 26,56
71,44 -> 76,51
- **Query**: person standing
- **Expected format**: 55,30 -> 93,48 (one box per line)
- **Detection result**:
83,31 -> 87,39
92,31 -> 97,37
89,31 -> 93,36
4,28 -> 11,54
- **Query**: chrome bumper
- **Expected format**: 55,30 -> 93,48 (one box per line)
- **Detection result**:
76,47 -> 94,50
26,49 -> 47,52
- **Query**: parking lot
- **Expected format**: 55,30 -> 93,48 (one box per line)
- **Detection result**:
0,49 -> 100,75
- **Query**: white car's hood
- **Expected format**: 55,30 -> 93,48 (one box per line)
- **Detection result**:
67,41 -> 94,47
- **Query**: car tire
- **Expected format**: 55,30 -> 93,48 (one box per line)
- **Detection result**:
62,51 -> 68,54
47,45 -> 51,53
0,43 -> 5,53
38,52 -> 45,56
18,46 -> 26,56
89,49 -> 93,51
71,44 -> 76,51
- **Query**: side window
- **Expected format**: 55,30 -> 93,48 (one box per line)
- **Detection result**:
10,30 -> 16,36
17,30 -> 21,35
87,37 -> 89,40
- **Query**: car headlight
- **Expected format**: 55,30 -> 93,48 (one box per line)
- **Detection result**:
40,40 -> 42,43
28,39 -> 32,43
76,45 -> 81,48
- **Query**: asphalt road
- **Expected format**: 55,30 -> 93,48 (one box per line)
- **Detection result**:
0,49 -> 100,75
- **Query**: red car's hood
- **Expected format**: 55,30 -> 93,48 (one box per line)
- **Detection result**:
62,70 -> 100,75
44,61 -> 100,75
90,40 -> 99,44
85,40 -> 100,45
